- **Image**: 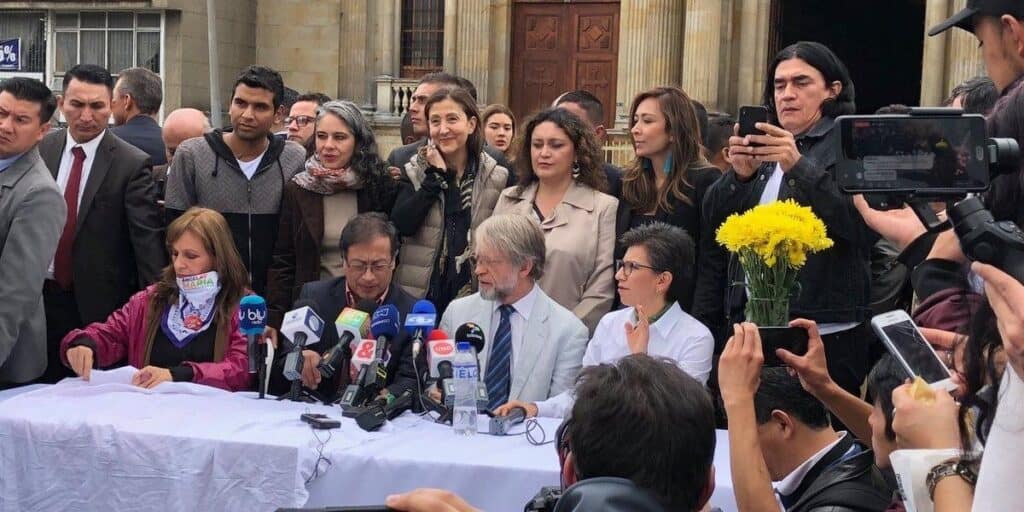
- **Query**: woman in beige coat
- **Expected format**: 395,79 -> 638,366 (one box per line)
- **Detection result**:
494,108 -> 618,333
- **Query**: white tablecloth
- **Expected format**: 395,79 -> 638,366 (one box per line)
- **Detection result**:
0,374 -> 737,512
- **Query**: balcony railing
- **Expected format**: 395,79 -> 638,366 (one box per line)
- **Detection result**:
374,75 -> 420,122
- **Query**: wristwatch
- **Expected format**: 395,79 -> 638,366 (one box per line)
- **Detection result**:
926,457 -> 978,501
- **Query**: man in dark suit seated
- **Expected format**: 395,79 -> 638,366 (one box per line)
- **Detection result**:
110,67 -> 166,166
268,213 -> 419,402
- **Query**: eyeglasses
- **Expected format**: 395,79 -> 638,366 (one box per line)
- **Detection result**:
346,260 -> 392,276
615,259 -> 663,278
285,115 -> 315,128
468,256 -> 508,268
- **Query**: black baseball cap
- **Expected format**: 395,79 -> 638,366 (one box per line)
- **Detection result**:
928,0 -> 1024,36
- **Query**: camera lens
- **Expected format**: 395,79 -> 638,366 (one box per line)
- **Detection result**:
949,196 -> 993,238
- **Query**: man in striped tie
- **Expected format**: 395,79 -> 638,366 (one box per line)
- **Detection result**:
439,214 -> 588,411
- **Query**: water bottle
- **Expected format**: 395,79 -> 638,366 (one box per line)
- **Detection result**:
452,342 -> 478,436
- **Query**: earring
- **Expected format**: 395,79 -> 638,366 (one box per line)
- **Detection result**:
571,161 -> 581,179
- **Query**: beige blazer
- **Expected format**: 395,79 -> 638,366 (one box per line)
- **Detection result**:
493,180 -> 618,333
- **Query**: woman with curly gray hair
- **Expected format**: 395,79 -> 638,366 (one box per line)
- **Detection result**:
265,100 -> 396,326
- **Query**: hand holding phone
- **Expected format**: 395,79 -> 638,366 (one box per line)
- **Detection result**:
738,106 -> 769,143
774,319 -> 835,396
870,310 -> 956,392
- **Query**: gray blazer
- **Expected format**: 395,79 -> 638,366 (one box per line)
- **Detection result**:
439,286 -> 588,402
0,148 -> 66,384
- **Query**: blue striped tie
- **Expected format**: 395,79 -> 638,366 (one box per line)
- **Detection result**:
485,304 -> 514,410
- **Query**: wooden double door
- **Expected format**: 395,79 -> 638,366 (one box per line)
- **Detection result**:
510,1 -> 620,128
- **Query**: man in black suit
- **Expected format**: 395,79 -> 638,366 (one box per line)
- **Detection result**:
386,72 -> 514,184
268,213 -> 419,402
110,67 -> 166,166
37,64 -> 166,383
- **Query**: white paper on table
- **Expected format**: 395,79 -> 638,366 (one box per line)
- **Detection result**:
85,366 -> 137,385
889,448 -> 962,512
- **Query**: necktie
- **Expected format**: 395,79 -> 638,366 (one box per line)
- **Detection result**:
485,304 -> 514,410
54,146 -> 86,290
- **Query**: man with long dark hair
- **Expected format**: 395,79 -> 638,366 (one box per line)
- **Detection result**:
697,42 -> 877,399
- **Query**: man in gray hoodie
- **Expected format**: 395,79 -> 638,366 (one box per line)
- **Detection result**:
164,66 -> 306,295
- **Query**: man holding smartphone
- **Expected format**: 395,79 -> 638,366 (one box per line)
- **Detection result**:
696,41 -> 878,399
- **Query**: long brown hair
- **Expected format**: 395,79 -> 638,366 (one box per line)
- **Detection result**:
623,87 -> 713,213
143,208 -> 250,363
514,108 -> 607,193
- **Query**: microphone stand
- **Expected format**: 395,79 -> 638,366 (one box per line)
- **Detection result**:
257,342 -> 267,399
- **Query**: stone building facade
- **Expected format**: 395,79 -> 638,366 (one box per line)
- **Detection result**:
0,0 -> 987,158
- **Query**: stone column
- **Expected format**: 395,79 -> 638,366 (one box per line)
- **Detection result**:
614,0 -> 685,128
336,1 -> 369,105
681,0 -> 724,109
443,0 -> 458,71
944,0 -> 985,95
454,1 -> 491,103
487,0 -> 512,105
735,0 -> 771,108
920,0 -> 950,106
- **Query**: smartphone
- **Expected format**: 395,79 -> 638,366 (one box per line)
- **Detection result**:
760,326 -> 809,367
738,105 -> 769,145
300,412 -> 341,429
870,310 -> 957,392
836,114 -> 990,194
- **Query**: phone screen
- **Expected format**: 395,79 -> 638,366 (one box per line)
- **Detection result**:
879,320 -> 950,383
837,114 -> 989,193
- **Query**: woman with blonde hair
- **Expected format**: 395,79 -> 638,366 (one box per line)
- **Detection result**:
61,208 -> 252,391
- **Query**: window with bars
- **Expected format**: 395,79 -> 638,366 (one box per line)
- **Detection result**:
0,11 -> 47,73
400,0 -> 444,78
52,11 -> 161,86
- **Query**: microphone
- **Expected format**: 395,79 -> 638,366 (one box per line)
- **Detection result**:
443,322 -> 489,410
280,301 -> 325,383
318,305 -> 371,380
426,334 -> 456,380
239,295 -> 268,374
362,304 -> 401,393
405,299 -> 437,358
355,388 -> 415,432
489,406 -> 527,435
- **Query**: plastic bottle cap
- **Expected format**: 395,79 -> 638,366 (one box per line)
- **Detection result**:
456,341 -> 471,351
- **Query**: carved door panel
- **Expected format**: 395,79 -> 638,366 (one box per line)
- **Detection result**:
511,2 -> 619,128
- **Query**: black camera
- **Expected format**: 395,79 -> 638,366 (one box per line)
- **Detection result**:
523,486 -> 562,512
835,107 -> 1024,283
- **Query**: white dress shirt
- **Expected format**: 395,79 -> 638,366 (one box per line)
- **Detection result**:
487,283 -> 540,376
774,432 -> 848,502
49,131 -> 105,277
534,302 -> 714,417
56,131 -> 105,208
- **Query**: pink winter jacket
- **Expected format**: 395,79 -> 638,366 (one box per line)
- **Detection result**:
60,285 -> 250,391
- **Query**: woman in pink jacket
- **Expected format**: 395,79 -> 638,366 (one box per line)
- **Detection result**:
61,208 -> 251,391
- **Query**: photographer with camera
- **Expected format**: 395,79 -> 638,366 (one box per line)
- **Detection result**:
719,323 -> 891,512
697,41 -> 877,400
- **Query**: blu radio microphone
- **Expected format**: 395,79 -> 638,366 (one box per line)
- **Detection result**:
239,295 -> 268,374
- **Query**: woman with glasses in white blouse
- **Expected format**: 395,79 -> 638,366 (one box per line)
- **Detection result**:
494,221 -> 714,418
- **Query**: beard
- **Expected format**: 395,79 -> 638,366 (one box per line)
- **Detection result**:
479,274 -> 518,302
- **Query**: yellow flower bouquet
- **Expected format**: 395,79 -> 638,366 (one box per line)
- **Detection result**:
715,200 -> 834,326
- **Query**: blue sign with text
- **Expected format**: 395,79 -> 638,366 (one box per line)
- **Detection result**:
0,39 -> 21,71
